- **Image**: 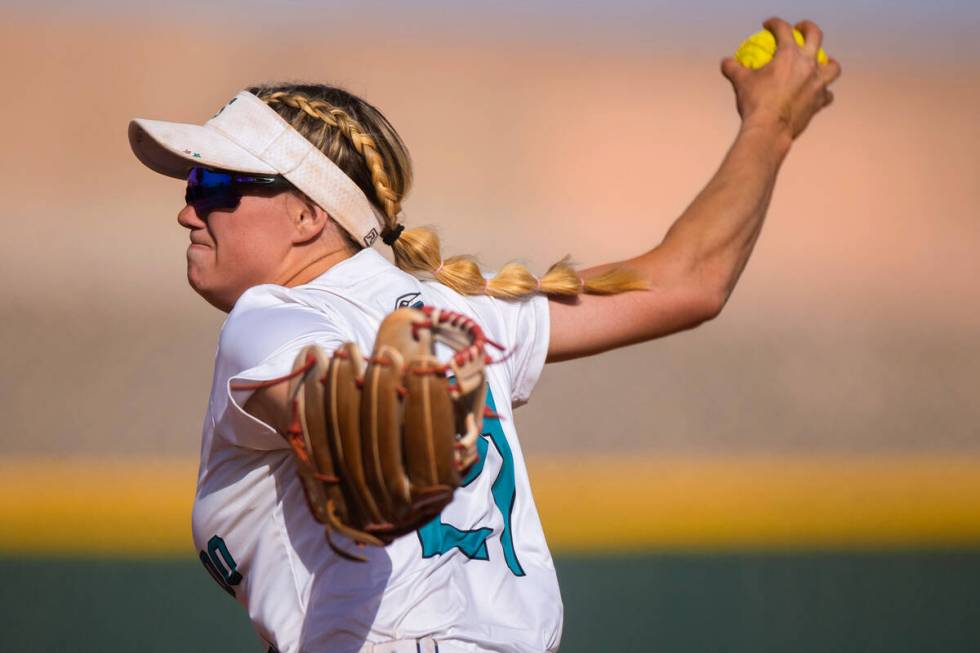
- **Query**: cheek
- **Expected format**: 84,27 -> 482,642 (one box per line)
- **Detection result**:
210,212 -> 291,285
219,227 -> 281,276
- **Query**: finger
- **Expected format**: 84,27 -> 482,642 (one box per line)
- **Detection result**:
763,17 -> 795,51
819,57 -> 843,85
823,89 -> 835,108
794,19 -> 823,57
720,56 -> 749,84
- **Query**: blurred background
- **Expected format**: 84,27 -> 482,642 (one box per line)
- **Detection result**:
1,0 -> 978,651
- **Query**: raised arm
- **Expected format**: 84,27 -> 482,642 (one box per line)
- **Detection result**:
548,17 -> 842,363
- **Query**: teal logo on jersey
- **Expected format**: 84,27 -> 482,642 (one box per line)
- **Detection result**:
417,389 -> 526,577
394,292 -> 424,310
199,535 -> 243,597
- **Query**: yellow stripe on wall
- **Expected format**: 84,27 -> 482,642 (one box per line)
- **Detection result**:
0,459 -> 197,556
3,455 -> 980,556
531,455 -> 980,552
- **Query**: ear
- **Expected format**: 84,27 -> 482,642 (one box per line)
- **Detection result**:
284,191 -> 329,244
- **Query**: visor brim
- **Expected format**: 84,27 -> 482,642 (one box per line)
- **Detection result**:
128,118 -> 278,180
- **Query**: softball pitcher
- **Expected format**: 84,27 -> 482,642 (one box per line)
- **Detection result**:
128,17 -> 839,653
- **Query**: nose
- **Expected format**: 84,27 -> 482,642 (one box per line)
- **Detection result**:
177,203 -> 207,230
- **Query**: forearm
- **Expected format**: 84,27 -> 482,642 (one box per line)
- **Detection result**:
549,19 -> 839,362
653,121 -> 793,309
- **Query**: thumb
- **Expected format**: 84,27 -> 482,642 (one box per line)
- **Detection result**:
720,57 -> 746,84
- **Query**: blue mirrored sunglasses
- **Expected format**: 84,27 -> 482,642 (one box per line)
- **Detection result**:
185,166 -> 293,216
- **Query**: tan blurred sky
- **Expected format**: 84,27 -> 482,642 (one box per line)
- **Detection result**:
0,13 -> 977,457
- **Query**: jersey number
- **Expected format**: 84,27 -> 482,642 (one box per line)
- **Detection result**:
417,389 -> 526,577
199,534 -> 243,597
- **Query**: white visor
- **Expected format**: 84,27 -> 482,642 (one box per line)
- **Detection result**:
129,91 -> 387,248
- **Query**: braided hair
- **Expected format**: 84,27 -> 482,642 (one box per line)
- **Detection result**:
248,82 -> 647,300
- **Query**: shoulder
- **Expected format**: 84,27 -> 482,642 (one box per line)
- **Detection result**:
218,284 -> 348,376
420,281 -> 551,407
421,281 -> 549,342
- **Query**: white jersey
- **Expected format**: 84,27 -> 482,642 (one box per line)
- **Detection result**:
191,247 -> 562,653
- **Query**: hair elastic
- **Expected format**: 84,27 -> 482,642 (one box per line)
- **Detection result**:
433,259 -> 445,276
381,223 -> 405,246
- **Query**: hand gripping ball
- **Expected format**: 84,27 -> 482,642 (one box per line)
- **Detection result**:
734,28 -> 829,69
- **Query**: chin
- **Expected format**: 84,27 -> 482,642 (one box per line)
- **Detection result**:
186,268 -> 233,313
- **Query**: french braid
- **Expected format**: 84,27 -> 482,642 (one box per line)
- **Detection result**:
249,82 -> 648,299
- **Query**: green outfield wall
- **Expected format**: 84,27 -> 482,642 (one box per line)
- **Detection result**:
2,551 -> 979,652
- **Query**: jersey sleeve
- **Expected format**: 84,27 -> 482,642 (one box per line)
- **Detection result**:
213,291 -> 348,450
490,293 -> 551,408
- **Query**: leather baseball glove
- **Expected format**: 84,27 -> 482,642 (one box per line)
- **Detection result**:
236,306 -> 499,561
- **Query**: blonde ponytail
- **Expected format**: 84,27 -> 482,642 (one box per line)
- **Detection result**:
391,227 -> 647,299
250,82 -> 648,300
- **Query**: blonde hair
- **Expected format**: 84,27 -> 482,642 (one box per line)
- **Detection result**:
247,82 -> 647,300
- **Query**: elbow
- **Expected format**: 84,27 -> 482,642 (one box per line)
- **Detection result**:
691,260 -> 731,321
699,286 -> 730,322
664,286 -> 727,333
681,256 -> 731,323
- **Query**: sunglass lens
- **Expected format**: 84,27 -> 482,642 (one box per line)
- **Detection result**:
185,167 -> 241,216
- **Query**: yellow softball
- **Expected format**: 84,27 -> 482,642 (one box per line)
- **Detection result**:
735,28 -> 829,69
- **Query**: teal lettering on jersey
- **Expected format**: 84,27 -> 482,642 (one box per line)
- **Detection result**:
417,388 -> 526,576
418,437 -> 491,560
483,390 -> 526,576
418,522 -> 494,560
199,535 -> 243,597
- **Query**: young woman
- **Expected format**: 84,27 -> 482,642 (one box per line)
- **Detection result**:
128,17 -> 839,653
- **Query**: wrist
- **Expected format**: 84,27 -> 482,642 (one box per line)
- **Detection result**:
738,116 -> 794,162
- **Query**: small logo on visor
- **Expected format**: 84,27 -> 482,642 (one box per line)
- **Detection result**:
364,228 -> 379,247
